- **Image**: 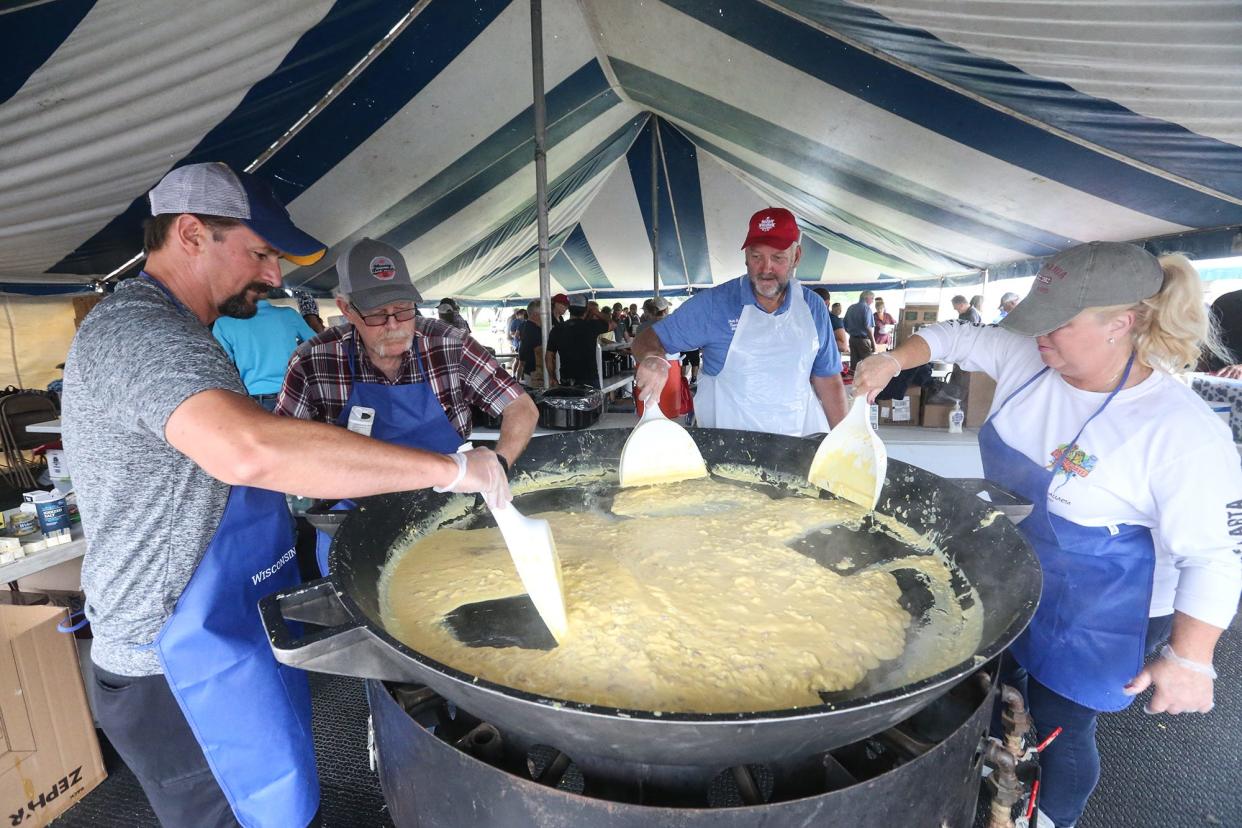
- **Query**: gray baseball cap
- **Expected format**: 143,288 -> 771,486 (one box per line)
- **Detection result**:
148,162 -> 325,265
336,238 -> 422,311
1000,242 -> 1164,337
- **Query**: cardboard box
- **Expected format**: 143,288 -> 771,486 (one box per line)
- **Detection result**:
921,401 -> 954,429
878,386 -> 921,426
1,605 -> 105,826
960,370 -> 997,428
896,304 -> 939,346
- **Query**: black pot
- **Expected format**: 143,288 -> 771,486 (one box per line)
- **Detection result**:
261,429 -> 1039,774
471,406 -> 503,429
537,386 -> 603,430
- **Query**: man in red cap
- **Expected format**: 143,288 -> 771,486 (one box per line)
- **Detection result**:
631,207 -> 847,435
551,293 -> 570,327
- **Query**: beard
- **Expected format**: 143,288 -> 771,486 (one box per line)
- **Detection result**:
217,281 -> 271,319
367,330 -> 415,358
750,272 -> 789,300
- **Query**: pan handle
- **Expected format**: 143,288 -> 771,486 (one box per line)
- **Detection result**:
259,578 -> 416,682
948,478 -> 1033,525
303,500 -> 355,538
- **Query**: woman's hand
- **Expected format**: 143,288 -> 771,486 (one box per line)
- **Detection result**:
1124,645 -> 1215,714
851,353 -> 902,403
1213,364 -> 1242,379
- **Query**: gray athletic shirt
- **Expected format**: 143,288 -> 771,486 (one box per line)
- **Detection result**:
62,277 -> 246,676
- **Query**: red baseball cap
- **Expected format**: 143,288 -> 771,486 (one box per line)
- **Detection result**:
551,293 -> 570,306
741,207 -> 800,250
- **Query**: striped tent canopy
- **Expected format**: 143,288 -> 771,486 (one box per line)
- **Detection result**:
3,0 -> 1241,302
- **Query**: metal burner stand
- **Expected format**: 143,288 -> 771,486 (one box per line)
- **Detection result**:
367,667 -> 999,828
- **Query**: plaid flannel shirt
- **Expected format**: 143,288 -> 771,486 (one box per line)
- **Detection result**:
274,318 -> 523,439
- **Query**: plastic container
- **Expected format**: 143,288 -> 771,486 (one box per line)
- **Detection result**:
8,505 -> 39,536
24,489 -> 70,533
948,401 -> 965,434
347,406 -> 375,437
46,448 -> 70,481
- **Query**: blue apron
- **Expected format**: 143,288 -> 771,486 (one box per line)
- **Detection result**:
138,273 -> 318,827
315,332 -> 463,575
980,355 -> 1155,712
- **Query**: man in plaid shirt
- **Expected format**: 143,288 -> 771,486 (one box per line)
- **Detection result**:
275,238 -> 538,475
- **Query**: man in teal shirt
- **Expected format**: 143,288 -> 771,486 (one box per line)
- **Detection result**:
213,299 -> 317,410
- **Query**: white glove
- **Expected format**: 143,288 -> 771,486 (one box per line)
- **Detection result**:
635,355 -> 670,405
1123,643 -> 1215,714
434,448 -> 512,509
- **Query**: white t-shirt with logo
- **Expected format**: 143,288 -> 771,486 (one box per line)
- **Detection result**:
918,322 -> 1242,629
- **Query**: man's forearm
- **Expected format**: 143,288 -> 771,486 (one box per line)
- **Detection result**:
630,327 -> 664,361
166,391 -> 459,499
493,394 -> 539,467
812,374 -> 848,428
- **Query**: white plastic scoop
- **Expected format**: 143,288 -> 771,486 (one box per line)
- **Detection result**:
490,502 -> 569,644
618,398 -> 707,488
807,396 -> 887,510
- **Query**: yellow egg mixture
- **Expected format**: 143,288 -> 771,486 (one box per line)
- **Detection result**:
381,477 -> 975,713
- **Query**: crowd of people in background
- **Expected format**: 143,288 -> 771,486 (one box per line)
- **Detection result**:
222,283 -> 1041,396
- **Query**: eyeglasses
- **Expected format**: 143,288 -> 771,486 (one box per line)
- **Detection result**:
351,303 -> 417,327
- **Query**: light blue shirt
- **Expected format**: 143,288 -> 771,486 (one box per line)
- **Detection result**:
842,301 -> 874,337
213,300 -> 316,395
652,276 -> 841,378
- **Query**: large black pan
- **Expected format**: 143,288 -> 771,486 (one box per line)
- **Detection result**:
260,428 -> 1039,773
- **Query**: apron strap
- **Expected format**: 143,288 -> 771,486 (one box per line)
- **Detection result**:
993,365 -> 1050,416
1063,351 -> 1136,454
410,331 -> 431,382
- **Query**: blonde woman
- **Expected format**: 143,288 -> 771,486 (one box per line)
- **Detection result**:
873,297 -> 896,350
853,242 -> 1240,828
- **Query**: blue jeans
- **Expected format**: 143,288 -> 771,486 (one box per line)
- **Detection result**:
251,393 -> 279,412
997,614 -> 1174,827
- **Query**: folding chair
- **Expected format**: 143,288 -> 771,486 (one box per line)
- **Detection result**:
0,392 -> 59,491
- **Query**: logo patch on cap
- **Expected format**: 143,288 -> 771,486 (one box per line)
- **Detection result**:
370,256 -> 397,281
758,216 -> 776,232
1035,262 -> 1068,294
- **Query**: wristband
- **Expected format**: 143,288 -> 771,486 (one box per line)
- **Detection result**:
878,352 -> 902,378
640,355 -> 670,371
1160,644 -> 1217,679
433,452 -> 468,493
496,454 -> 510,476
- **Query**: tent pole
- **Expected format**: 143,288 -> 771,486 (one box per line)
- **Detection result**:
651,118 -> 660,298
981,267 -> 990,312
530,0 -> 553,389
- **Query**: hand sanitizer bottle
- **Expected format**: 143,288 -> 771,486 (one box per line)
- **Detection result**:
948,400 -> 964,434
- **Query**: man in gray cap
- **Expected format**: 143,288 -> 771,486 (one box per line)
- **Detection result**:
996,291 -> 1020,322
61,163 -> 508,828
436,297 -> 472,333
277,237 -> 538,571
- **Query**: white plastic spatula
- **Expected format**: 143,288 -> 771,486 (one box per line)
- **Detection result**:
807,397 -> 887,510
618,398 -> 707,488
490,502 -> 569,644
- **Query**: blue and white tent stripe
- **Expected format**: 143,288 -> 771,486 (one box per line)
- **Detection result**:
1,0 -> 1240,300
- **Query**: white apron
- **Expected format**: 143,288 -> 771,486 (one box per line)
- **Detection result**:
694,281 -> 829,436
